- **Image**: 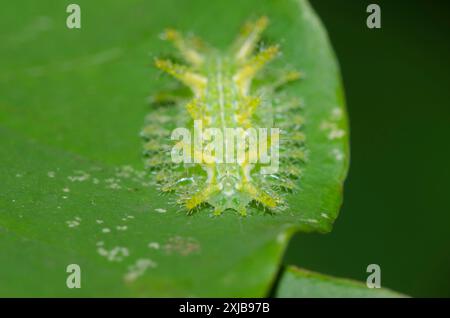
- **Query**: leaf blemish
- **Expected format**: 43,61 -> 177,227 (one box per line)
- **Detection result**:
97,245 -> 129,262
163,236 -> 200,256
124,258 -> 157,283
116,225 -> 128,231
331,148 -> 344,161
321,108 -> 345,141
68,170 -> 90,182
66,220 -> 80,228
148,242 -> 160,250
320,212 -> 329,219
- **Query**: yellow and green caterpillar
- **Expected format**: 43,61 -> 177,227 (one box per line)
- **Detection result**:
142,17 -> 306,216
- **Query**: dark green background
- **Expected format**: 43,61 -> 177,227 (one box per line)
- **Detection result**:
285,0 -> 450,297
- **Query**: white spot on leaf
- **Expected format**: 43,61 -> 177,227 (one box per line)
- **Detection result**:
124,258 -> 157,283
148,242 -> 160,250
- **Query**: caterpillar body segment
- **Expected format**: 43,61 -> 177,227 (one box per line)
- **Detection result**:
143,17 -> 306,215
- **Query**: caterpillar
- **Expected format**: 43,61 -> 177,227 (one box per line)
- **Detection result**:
141,16 -> 306,216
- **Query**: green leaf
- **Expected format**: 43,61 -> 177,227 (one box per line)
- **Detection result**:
275,266 -> 407,298
0,0 -> 348,296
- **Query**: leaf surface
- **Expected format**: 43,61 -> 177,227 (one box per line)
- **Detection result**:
275,266 -> 406,298
0,0 -> 348,296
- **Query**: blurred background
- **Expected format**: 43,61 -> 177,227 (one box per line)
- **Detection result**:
284,0 -> 450,297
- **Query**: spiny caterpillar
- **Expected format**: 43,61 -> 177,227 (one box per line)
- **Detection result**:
142,17 -> 306,216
